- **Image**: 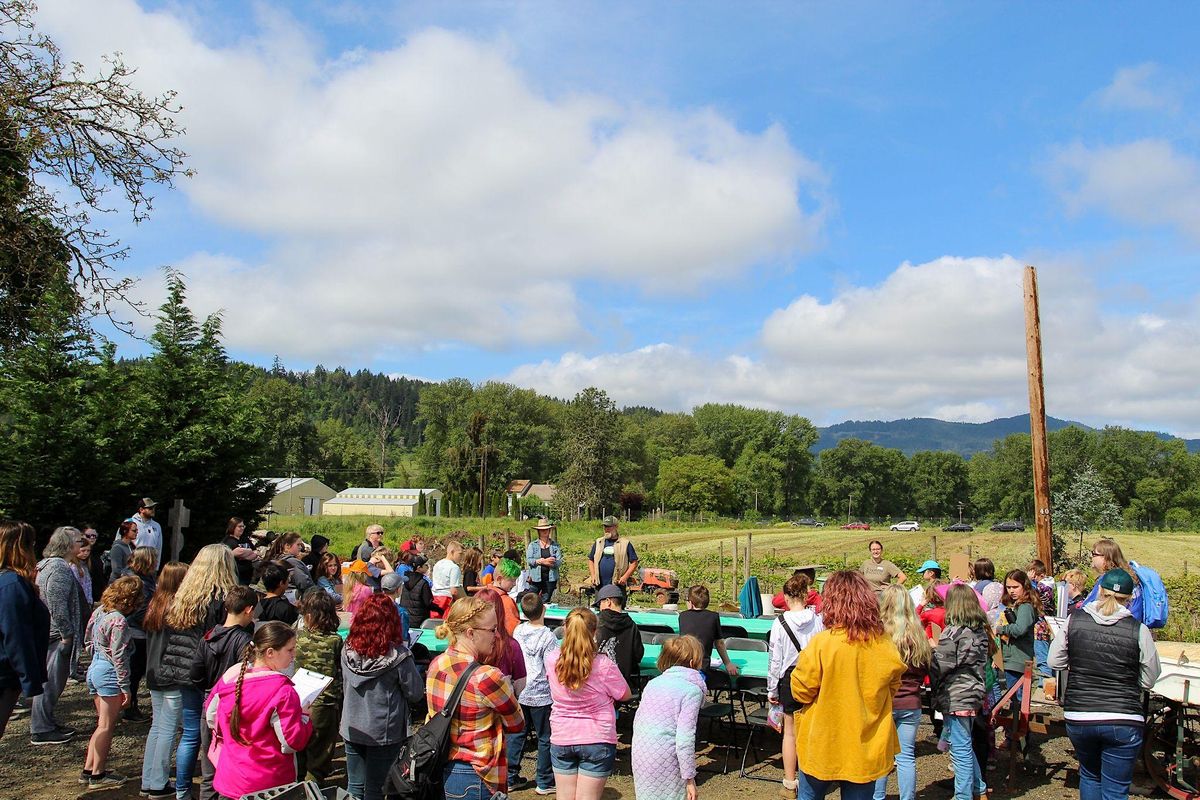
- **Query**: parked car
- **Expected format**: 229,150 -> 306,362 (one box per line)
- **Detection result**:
943,522 -> 974,532
841,521 -> 871,530
990,520 -> 1025,532
889,520 -> 921,531
793,517 -> 825,527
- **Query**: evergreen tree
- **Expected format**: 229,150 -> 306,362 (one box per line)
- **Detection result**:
556,388 -> 621,518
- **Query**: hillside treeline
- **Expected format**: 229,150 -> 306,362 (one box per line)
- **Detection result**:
3,273 -> 1198,545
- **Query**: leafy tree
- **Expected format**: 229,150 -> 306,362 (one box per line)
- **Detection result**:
968,434 -> 1033,520
1054,464 -> 1121,565
908,451 -> 970,519
556,387 -> 621,517
812,439 -> 909,519
656,455 -> 734,516
0,1 -> 190,336
250,377 -> 318,476
311,418 -> 374,491
1165,508 -> 1193,531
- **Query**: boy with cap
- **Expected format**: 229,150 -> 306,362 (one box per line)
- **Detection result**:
380,572 -> 412,643
596,584 -> 644,688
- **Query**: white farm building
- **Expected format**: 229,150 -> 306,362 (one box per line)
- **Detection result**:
322,487 -> 443,517
261,477 -> 337,516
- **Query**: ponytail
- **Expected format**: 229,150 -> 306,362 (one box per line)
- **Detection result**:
228,620 -> 297,747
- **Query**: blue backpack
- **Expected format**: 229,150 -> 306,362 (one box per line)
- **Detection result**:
1130,560 -> 1169,629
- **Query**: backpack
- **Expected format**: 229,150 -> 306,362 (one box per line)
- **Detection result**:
385,662 -> 482,800
1130,560 -> 1169,629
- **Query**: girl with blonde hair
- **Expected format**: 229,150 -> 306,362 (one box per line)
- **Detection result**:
874,585 -> 932,800
81,575 -> 144,789
427,597 -> 524,798
632,635 -> 706,800
546,608 -> 632,800
163,544 -> 237,800
205,622 -> 311,799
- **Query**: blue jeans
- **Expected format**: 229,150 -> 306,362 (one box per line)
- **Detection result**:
508,704 -> 553,789
946,716 -> 985,800
799,772 -> 876,800
344,738 -> 403,800
443,760 -> 491,800
142,688 -> 182,791
1034,640 -> 1051,681
176,687 -> 203,800
1066,723 -> 1143,800
873,708 -> 921,800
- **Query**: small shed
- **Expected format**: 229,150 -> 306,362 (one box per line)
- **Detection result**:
322,487 -> 443,517
262,477 -> 337,516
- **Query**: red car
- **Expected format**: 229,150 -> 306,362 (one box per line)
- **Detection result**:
841,521 -> 871,530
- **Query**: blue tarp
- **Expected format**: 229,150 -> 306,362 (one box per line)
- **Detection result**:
739,576 -> 762,618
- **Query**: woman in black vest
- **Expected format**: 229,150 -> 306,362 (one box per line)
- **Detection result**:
1048,568 -> 1161,800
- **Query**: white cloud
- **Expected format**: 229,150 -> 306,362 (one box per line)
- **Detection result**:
1049,139 -> 1200,240
1094,64 -> 1179,113
506,256 -> 1200,437
36,1 -> 827,359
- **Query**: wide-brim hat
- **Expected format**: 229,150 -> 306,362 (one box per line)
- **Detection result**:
140,497 -> 157,508
534,518 -> 555,530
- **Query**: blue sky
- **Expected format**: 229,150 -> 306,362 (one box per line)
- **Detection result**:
36,2 -> 1200,435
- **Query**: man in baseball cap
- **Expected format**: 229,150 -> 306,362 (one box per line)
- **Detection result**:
587,515 -> 638,592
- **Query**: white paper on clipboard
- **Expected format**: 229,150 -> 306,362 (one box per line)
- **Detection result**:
292,668 -> 333,708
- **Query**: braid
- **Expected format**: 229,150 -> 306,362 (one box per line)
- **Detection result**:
230,642 -> 255,746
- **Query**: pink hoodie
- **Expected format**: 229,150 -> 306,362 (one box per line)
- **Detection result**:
205,667 -> 313,799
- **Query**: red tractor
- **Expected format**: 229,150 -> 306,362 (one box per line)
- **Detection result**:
577,567 -> 680,606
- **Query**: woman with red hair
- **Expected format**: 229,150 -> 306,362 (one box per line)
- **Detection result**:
790,570 -> 905,800
340,593 -> 423,800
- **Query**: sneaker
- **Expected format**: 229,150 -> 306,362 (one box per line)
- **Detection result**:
535,787 -> 555,796
510,777 -> 533,792
10,699 -> 30,718
79,770 -> 92,785
142,786 -> 175,798
55,724 -> 76,737
89,772 -> 128,790
30,729 -> 73,745
124,707 -> 147,723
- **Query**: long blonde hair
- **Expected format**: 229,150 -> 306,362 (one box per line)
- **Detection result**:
555,608 -> 598,690
1095,586 -> 1133,617
879,584 -> 931,669
1092,538 -> 1139,586
167,544 -> 238,630
435,596 -> 493,646
341,569 -> 369,609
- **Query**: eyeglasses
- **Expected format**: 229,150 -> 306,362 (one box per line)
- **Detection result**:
1091,552 -> 1102,557
470,625 -> 499,637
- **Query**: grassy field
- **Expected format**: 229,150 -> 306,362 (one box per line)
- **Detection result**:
269,514 -> 1200,584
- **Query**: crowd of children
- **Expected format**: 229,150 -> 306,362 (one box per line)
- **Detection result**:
0,518 -> 1174,800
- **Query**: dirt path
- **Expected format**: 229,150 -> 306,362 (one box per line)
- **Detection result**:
0,679 -> 1162,800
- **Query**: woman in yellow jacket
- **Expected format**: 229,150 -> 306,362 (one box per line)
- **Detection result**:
790,570 -> 906,800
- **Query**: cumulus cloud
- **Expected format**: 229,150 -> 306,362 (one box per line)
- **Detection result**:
1094,63 -> 1179,113
1049,139 -> 1200,240
506,256 -> 1200,437
36,0 -> 827,359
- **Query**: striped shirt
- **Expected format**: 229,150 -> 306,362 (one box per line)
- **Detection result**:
426,649 -> 524,792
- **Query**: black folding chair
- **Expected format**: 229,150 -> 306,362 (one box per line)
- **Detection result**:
698,669 -> 739,774
736,675 -> 780,781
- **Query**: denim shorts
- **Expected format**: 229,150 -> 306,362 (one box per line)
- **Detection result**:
550,742 -> 616,778
86,656 -> 122,697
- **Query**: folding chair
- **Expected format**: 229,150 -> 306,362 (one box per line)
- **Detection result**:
720,624 -> 748,640
652,633 -> 678,645
420,618 -> 441,630
717,611 -> 745,619
698,669 -> 739,774
736,676 -> 780,781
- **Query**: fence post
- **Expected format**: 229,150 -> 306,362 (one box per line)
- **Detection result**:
967,543 -> 973,560
931,534 -> 937,561
720,540 -> 725,594
745,531 -> 753,582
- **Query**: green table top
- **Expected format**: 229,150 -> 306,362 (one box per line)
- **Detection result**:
406,628 -> 771,680
540,605 -> 775,641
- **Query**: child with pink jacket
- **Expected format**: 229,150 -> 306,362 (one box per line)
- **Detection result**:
204,622 -> 312,799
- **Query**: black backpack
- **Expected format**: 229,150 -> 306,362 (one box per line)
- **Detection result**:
775,618 -> 806,713
385,662 -> 482,800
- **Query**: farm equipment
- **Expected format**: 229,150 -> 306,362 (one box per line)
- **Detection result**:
1143,651 -> 1200,800
576,567 -> 681,606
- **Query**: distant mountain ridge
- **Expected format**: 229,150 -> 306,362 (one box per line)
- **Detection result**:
814,414 -> 1200,457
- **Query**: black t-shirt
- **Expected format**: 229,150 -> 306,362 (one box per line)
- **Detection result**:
223,534 -> 255,586
255,595 -> 298,626
463,568 -> 480,591
678,608 -> 722,664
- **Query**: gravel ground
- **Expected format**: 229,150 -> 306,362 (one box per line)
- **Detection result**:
0,680 -> 1164,800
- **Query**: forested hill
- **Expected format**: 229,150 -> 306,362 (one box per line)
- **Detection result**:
815,415 -> 1200,457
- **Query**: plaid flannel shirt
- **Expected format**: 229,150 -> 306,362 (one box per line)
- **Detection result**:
427,649 -> 524,792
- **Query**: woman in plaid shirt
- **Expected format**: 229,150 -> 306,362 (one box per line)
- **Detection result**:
428,596 -> 526,800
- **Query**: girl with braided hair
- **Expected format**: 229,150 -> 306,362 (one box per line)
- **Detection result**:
203,621 -> 312,800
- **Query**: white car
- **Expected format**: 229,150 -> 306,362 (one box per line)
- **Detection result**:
889,520 -> 920,531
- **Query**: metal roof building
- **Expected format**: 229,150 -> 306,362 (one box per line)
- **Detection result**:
322,487 -> 443,517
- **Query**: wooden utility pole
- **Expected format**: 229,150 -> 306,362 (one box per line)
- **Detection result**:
1024,266 -> 1054,570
